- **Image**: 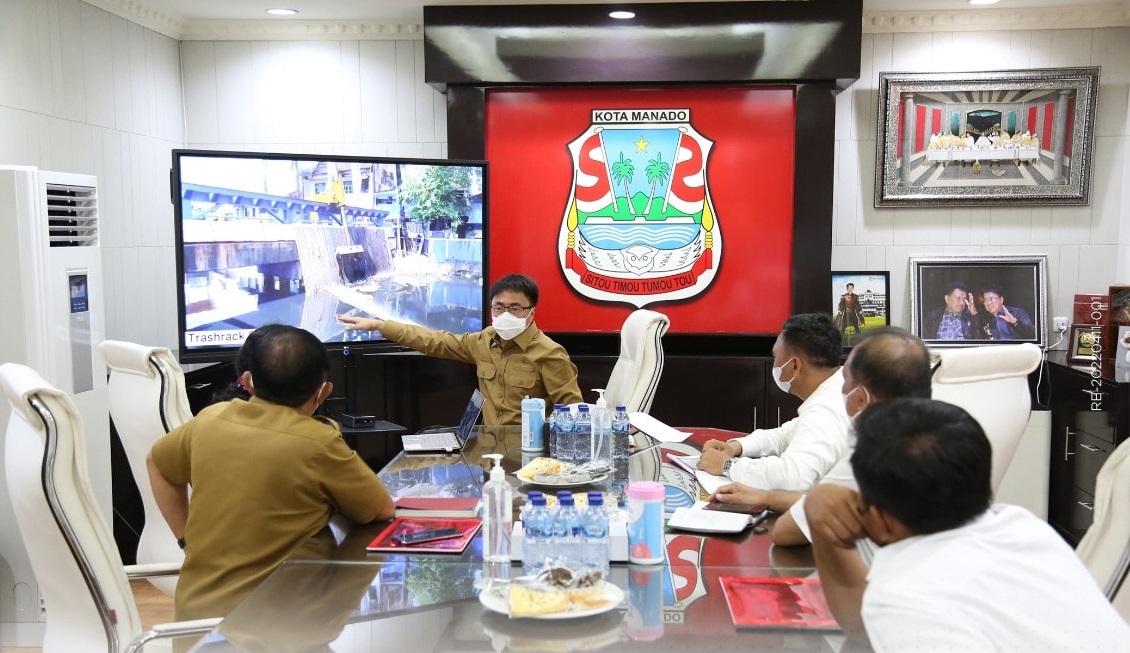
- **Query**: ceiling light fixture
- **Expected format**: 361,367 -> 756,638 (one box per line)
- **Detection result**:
266,8 -> 299,16
967,0 -> 1000,5
609,10 -> 636,20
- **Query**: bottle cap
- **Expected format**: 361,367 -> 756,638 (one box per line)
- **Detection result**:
587,491 -> 603,506
626,481 -> 665,502
559,493 -> 575,506
530,493 -> 546,506
578,404 -> 589,412
616,405 -> 627,411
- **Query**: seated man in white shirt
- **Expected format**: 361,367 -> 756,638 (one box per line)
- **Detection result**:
770,327 -> 932,545
697,313 -> 851,492
806,398 -> 1130,651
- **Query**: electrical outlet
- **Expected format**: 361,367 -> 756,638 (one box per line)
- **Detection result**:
1053,316 -> 1068,332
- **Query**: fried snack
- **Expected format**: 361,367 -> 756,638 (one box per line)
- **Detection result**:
568,582 -> 612,610
516,457 -> 574,480
509,583 -> 570,617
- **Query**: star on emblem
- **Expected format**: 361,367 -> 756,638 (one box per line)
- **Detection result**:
634,136 -> 649,152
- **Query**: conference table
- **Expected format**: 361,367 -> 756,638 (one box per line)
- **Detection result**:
181,425 -> 837,653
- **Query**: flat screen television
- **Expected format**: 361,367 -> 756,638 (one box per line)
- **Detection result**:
171,149 -> 488,363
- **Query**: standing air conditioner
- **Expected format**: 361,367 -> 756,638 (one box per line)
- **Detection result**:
0,166 -> 108,647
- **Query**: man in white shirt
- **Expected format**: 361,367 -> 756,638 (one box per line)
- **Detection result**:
769,327 -> 932,546
806,398 -> 1130,651
697,313 -> 851,492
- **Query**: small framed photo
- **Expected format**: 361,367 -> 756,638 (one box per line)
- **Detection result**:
1068,325 -> 1104,365
875,67 -> 1100,207
830,271 -> 890,347
910,255 -> 1048,348
1117,325 -> 1130,368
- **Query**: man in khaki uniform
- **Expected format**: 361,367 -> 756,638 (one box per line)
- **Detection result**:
148,324 -> 394,620
339,273 -> 583,425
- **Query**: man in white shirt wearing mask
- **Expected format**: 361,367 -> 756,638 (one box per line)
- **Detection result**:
697,313 -> 852,491
338,273 -> 582,425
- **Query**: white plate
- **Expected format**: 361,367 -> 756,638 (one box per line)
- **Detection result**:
479,581 -> 625,620
515,472 -> 611,487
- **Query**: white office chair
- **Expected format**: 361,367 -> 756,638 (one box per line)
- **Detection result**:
100,340 -> 193,596
601,309 -> 670,414
1075,437 -> 1130,622
0,362 -> 218,653
929,343 -> 1042,493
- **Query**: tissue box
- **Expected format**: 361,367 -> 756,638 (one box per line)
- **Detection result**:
510,520 -> 629,562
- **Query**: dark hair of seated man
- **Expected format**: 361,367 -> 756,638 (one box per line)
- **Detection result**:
848,327 -> 933,401
851,398 -> 992,535
209,327 -> 264,404
779,313 -> 842,368
245,324 -> 330,408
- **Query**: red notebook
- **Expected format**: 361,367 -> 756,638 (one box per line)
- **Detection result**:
719,577 -> 841,631
367,517 -> 482,554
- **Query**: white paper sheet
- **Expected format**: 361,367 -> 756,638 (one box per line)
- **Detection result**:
629,412 -> 692,443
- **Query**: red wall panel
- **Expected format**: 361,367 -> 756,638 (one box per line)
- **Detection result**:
485,87 -> 795,334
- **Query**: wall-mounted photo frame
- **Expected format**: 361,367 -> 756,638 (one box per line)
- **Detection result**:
1068,324 -> 1104,365
875,67 -> 1100,207
909,255 -> 1048,348
830,271 -> 890,348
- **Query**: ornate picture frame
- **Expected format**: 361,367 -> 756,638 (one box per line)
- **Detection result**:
875,67 -> 1100,207
830,271 -> 890,348
910,255 -> 1048,348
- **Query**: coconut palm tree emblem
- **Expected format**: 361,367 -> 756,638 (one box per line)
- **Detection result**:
643,152 -> 670,215
610,152 -> 636,214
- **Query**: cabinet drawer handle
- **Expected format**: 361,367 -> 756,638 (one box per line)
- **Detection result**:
1078,501 -> 1094,511
1079,443 -> 1106,453
1064,428 -> 1076,461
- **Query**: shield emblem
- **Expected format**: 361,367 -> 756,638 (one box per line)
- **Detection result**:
559,114 -> 722,308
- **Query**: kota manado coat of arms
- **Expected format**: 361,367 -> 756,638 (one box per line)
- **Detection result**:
559,108 -> 721,308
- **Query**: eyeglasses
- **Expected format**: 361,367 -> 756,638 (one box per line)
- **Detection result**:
490,304 -> 533,316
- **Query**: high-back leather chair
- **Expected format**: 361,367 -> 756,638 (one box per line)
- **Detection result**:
1075,437 -> 1130,622
602,309 -> 670,414
929,343 -> 1042,493
99,340 -> 193,595
0,362 -> 216,653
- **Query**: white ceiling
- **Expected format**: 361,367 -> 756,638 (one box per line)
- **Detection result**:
96,0 -> 1130,23
79,0 -> 1130,39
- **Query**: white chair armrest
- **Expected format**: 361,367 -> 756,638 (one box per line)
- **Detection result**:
125,618 -> 222,653
125,562 -> 182,579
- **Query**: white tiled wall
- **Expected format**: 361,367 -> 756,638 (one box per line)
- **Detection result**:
3,0 -> 1128,353
0,0 -> 183,350
832,27 -> 1130,346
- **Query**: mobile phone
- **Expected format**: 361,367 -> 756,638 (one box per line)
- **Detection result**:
705,502 -> 769,515
393,528 -> 462,545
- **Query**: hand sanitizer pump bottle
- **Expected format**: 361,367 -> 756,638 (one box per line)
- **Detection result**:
590,388 -> 612,466
482,454 -> 512,586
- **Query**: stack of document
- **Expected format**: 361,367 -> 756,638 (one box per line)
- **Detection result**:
667,501 -> 768,534
668,454 -> 730,494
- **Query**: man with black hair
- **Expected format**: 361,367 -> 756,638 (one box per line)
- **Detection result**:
807,398 -> 1130,650
338,273 -> 582,425
924,281 -> 976,340
708,327 -> 931,540
972,282 -> 1035,340
697,313 -> 851,491
147,324 -> 394,620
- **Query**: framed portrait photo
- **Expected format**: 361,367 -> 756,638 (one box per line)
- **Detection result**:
875,67 -> 1100,207
910,255 -> 1048,348
830,271 -> 890,347
1068,325 -> 1104,365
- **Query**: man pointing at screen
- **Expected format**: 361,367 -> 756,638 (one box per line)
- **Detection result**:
338,273 -> 583,425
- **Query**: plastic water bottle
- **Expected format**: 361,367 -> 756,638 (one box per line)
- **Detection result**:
612,405 -> 631,481
573,405 -> 592,465
580,491 -> 610,576
550,491 -> 582,568
523,491 -> 551,575
481,454 -> 512,584
548,404 -> 563,459
557,406 -> 576,464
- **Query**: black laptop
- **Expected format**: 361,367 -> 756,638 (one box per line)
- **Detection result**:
400,390 -> 485,453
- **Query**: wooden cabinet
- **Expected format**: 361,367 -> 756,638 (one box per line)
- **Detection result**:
1047,352 -> 1130,545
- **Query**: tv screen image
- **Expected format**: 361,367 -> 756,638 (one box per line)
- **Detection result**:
171,150 -> 488,362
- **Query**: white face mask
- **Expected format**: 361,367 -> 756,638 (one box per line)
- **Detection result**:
492,311 -> 530,340
771,357 -> 797,394
842,385 -> 871,420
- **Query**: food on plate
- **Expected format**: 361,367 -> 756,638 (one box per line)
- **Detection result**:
509,583 -> 570,617
517,457 -> 575,480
